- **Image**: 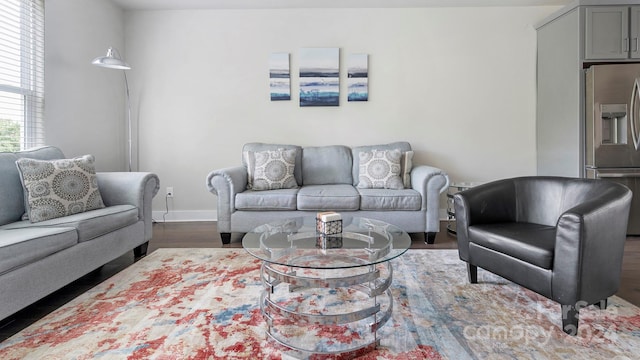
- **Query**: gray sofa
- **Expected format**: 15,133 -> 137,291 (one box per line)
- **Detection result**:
206,142 -> 449,244
0,146 -> 159,321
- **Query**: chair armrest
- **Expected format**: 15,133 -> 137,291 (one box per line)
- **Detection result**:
552,187 -> 632,304
96,172 -> 160,241
410,165 -> 449,233
205,166 -> 247,233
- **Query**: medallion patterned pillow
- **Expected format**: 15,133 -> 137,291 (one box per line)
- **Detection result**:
357,149 -> 404,189
15,155 -> 105,223
245,149 -> 297,191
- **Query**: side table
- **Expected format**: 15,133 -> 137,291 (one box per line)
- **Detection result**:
447,182 -> 483,235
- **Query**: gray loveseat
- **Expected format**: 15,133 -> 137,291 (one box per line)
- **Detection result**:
206,142 -> 449,244
0,146 -> 159,321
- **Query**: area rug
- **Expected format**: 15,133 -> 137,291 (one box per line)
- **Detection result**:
1,249 -> 639,359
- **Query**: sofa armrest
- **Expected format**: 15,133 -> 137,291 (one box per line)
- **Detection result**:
205,166 -> 247,233
552,187 -> 632,304
410,165 -> 449,233
96,172 -> 160,241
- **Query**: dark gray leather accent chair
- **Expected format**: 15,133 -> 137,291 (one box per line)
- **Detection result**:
454,176 -> 632,335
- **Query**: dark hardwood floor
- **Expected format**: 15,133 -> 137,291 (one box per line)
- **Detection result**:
1,221 -> 639,343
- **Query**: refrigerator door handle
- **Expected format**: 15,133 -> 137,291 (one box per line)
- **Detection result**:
597,172 -> 640,178
630,78 -> 640,151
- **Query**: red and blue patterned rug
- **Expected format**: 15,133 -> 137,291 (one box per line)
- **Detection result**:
1,248 -> 639,359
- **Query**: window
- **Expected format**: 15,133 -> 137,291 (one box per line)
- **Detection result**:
0,0 -> 44,152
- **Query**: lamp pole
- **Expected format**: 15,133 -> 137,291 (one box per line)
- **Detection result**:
123,71 -> 132,172
92,47 -> 133,172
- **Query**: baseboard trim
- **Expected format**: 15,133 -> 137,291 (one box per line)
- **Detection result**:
152,210 -> 216,222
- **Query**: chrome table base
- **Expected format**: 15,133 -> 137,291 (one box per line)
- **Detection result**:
259,257 -> 394,357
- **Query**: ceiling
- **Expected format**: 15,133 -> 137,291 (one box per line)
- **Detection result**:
110,0 -> 571,10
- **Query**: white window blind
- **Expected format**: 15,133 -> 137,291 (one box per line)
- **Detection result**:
0,0 -> 44,152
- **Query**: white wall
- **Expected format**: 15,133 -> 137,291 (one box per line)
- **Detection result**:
45,0 -> 127,171
124,6 -> 559,220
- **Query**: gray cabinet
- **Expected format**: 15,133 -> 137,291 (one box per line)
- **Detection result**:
585,7 -> 628,59
536,1 -> 640,179
536,7 -> 583,177
585,6 -> 640,60
632,6 -> 640,58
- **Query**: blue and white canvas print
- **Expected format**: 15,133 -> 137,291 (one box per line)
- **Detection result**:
348,54 -> 368,102
269,53 -> 290,101
299,48 -> 340,107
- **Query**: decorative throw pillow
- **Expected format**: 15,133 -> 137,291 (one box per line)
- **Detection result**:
401,150 -> 414,188
244,149 -> 297,191
15,155 -> 105,223
357,149 -> 404,189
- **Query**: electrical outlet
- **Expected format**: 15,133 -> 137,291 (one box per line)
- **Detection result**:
166,187 -> 174,198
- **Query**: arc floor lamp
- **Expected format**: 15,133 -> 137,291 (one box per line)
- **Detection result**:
92,47 -> 133,171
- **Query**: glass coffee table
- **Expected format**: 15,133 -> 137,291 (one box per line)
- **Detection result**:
243,216 -> 411,357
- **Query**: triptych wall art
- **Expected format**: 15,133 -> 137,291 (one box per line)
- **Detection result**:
270,48 -> 369,106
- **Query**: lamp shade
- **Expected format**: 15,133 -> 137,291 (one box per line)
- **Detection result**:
92,47 -> 130,70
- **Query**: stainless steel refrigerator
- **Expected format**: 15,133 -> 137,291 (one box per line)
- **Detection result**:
585,63 -> 640,235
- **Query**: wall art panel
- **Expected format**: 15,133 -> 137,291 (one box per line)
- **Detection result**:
348,54 -> 368,102
269,53 -> 290,101
299,47 -> 340,107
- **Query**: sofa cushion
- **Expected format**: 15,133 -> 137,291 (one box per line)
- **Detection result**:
15,146 -> 66,160
236,188 -> 299,210
0,227 -> 77,275
15,155 -> 105,223
0,146 -> 65,226
242,143 -> 303,186
297,185 -> 360,211
358,188 -> 421,211
302,145 -> 353,185
351,142 -> 412,187
357,149 -> 404,189
468,222 -> 556,269
244,148 -> 297,190
0,205 -> 138,243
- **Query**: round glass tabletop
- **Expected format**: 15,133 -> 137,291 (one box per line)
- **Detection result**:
242,216 -> 411,269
